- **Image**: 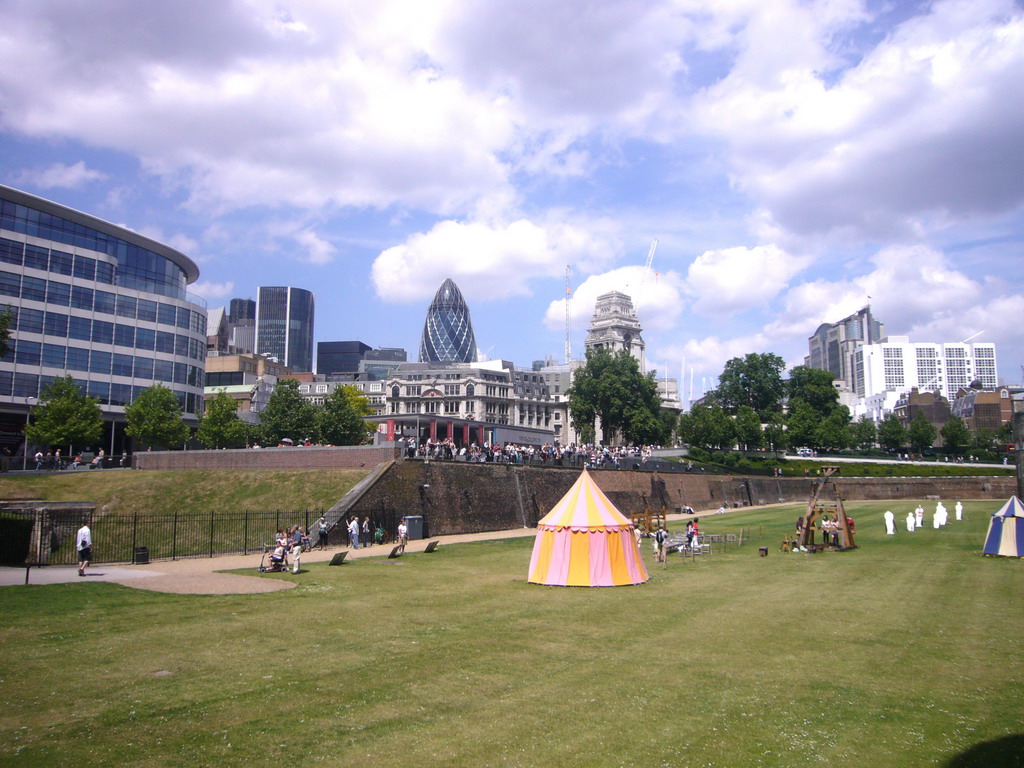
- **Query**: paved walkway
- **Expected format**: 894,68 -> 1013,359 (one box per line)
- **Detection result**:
0,527 -> 540,594
0,505 -> 774,595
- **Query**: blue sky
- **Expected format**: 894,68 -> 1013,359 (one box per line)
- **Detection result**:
1,0 -> 1022,402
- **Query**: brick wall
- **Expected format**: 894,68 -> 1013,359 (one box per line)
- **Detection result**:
341,461 -> 1016,538
133,444 -> 401,471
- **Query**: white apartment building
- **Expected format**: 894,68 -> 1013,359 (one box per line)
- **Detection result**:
853,336 -> 998,405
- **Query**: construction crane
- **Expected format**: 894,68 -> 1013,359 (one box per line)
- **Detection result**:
564,265 -> 572,363
633,239 -> 658,312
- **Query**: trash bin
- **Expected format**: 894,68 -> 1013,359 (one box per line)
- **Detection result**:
133,546 -> 149,565
404,515 -> 424,540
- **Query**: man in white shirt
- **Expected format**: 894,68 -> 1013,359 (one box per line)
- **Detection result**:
76,522 -> 92,576
397,518 -> 408,554
348,516 -> 360,549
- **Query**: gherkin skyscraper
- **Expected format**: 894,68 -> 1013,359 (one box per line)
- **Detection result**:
419,278 -> 477,363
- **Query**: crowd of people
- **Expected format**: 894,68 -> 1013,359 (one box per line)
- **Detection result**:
265,513 -> 412,572
404,437 -> 661,468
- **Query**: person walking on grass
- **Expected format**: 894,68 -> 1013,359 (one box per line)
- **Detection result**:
76,521 -> 92,577
654,524 -> 669,563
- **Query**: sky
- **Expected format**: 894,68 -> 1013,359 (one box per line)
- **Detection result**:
1,0 -> 1022,403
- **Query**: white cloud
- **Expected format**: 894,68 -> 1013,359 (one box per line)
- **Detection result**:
190,280 -> 235,302
684,244 -> 811,315
293,230 -> 336,266
371,216 -> 620,302
694,0 -> 1024,239
544,266 -> 684,335
16,161 -> 107,189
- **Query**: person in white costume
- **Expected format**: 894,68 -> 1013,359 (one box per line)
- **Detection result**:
884,510 -> 896,535
906,511 -> 916,532
915,505 -> 924,529
955,501 -> 964,521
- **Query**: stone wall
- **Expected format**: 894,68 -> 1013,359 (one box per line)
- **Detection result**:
133,444 -> 402,471
341,461 -> 1016,538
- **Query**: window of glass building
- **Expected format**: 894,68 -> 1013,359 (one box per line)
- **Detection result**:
15,340 -> 41,366
112,353 -> 133,377
44,311 -> 68,337
13,372 -> 38,398
114,323 -> 134,347
24,245 -> 49,270
115,295 -> 137,318
14,306 -> 43,334
135,327 -> 155,350
47,280 -> 70,306
89,350 -> 111,375
92,320 -> 113,345
42,343 -> 65,368
70,285 -> 93,310
66,346 -> 89,371
0,270 -> 18,297
50,250 -> 73,276
137,299 -> 157,322
94,290 -> 116,314
72,255 -> 96,281
110,383 -> 131,406
69,316 -> 91,341
155,330 -> 174,354
133,357 -> 153,379
0,238 -> 23,265
157,303 -> 176,325
22,275 -> 46,301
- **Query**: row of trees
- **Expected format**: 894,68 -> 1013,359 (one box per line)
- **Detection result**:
22,376 -> 375,454
680,352 -> 1005,454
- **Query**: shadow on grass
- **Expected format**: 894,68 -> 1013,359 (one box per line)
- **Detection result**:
944,734 -> 1024,768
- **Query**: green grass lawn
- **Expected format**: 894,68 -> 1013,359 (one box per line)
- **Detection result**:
2,500 -> 1022,768
0,468 -> 369,515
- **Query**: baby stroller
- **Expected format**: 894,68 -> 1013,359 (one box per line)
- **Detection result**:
258,545 -> 288,573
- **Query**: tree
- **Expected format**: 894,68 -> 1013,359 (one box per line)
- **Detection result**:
815,407 -> 851,452
196,390 -> 248,449
907,412 -> 937,453
567,349 -> 663,445
317,385 -> 375,445
763,411 -> 788,452
734,405 -> 763,451
785,401 -> 820,450
851,417 -> 877,450
878,414 -> 907,452
23,376 -> 103,452
0,306 -> 11,359
678,403 -> 735,450
715,353 -> 786,418
125,384 -> 190,449
940,416 -> 971,456
259,378 -> 317,446
786,365 -> 840,418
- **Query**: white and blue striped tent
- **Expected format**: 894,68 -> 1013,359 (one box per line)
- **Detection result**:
982,496 -> 1024,558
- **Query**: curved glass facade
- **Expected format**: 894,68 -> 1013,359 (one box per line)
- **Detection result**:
419,278 -> 477,363
0,187 -> 207,448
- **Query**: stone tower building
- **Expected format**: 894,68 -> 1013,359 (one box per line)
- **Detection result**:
584,291 -> 645,372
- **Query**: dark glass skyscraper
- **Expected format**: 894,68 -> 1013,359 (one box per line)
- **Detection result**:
419,278 -> 477,363
255,286 -> 315,372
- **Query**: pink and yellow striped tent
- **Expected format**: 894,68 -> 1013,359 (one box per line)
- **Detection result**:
528,470 -> 649,587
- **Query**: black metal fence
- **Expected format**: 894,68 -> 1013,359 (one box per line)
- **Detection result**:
0,508 -> 330,566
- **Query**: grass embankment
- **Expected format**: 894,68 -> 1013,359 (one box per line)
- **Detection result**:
0,469 -> 369,515
676,453 -> 1015,478
2,500 -> 1022,768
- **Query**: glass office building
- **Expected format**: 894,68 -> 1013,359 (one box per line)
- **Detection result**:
255,286 -> 314,373
0,185 -> 207,457
418,278 -> 477,363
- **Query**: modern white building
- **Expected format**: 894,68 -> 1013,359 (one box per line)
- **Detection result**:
853,336 -> 998,406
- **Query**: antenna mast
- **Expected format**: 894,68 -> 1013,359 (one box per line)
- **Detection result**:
564,265 -> 573,363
